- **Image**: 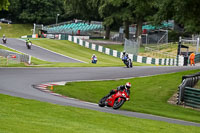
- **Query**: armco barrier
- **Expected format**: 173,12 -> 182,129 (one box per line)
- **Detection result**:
60,34 -> 184,66
184,87 -> 200,108
177,72 -> 200,109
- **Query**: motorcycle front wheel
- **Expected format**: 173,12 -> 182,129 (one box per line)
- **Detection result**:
113,98 -> 125,109
98,96 -> 107,107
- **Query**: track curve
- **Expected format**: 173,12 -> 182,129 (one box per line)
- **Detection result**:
0,66 -> 200,127
2,38 -> 83,63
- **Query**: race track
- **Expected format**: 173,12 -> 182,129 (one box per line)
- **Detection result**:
0,66 -> 200,127
2,38 -> 83,63
0,38 -> 200,127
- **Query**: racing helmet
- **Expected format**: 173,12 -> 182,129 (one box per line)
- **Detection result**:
125,82 -> 131,89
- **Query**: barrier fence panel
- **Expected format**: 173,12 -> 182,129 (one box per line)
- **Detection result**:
0,49 -> 31,64
124,38 -> 140,55
184,87 -> 200,108
177,72 -> 200,109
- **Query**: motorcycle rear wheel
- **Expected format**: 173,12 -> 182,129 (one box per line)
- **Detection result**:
113,98 -> 125,109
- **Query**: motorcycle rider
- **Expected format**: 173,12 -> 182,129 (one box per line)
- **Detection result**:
2,34 -> 7,43
122,51 -> 128,63
122,51 -> 132,67
91,54 -> 97,64
26,38 -> 31,44
105,82 -> 131,98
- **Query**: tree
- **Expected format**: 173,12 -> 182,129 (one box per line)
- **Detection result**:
154,0 -> 200,33
7,0 -> 65,24
0,0 -> 10,11
64,0 -> 101,21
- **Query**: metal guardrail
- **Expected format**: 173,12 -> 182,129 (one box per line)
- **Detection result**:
177,72 -> 200,108
184,87 -> 200,108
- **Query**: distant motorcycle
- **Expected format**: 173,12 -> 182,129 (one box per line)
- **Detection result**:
125,59 -> 132,68
26,42 -> 32,49
122,53 -> 132,68
122,58 -> 132,68
2,38 -> 7,44
98,89 -> 130,110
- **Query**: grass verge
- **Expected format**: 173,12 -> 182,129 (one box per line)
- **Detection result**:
0,93 -> 199,133
51,69 -> 200,123
30,39 -> 151,67
0,23 -> 32,38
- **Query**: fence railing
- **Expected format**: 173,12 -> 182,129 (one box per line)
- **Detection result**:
0,49 -> 31,64
184,87 -> 200,108
177,72 -> 200,109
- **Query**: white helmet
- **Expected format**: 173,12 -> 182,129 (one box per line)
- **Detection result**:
125,82 -> 131,89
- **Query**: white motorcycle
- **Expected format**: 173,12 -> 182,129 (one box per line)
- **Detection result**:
2,38 -> 7,44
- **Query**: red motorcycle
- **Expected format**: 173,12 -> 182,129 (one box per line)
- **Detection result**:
98,89 -> 130,110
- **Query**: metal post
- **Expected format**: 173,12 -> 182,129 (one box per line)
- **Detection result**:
146,34 -> 148,45
33,23 -> 36,34
56,14 -> 60,25
28,55 -> 31,65
196,38 -> 199,53
166,30 -> 168,44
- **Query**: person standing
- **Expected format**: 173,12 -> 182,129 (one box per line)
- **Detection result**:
189,52 -> 195,66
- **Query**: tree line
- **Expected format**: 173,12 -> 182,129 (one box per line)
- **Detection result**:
1,0 -> 200,39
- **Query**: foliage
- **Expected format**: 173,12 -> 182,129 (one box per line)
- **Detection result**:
6,0 -> 65,24
64,0 -> 101,21
154,0 -> 200,33
0,0 -> 9,10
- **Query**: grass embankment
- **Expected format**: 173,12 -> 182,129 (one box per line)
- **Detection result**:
1,39 -> 151,67
0,23 -> 32,38
52,69 -> 200,123
31,39 -> 150,67
0,94 -> 199,133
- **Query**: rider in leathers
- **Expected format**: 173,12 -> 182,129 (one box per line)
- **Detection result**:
105,82 -> 131,98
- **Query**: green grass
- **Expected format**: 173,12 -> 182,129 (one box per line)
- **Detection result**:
0,23 -> 32,38
0,94 -> 199,133
30,39 -> 151,67
1,40 -> 152,67
52,69 -> 200,123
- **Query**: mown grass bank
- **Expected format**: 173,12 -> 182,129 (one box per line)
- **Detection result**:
0,94 -> 199,133
52,69 -> 200,123
1,39 -> 151,67
31,39 -> 150,67
0,23 -> 32,38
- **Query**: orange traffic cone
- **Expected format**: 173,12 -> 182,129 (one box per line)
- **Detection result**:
50,85 -> 53,90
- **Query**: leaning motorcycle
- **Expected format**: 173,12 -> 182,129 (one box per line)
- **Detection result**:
98,89 -> 130,110
26,42 -> 32,49
2,38 -> 7,44
123,58 -> 132,68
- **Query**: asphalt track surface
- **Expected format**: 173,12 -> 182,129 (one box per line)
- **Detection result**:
2,38 -> 83,63
0,39 -> 200,127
